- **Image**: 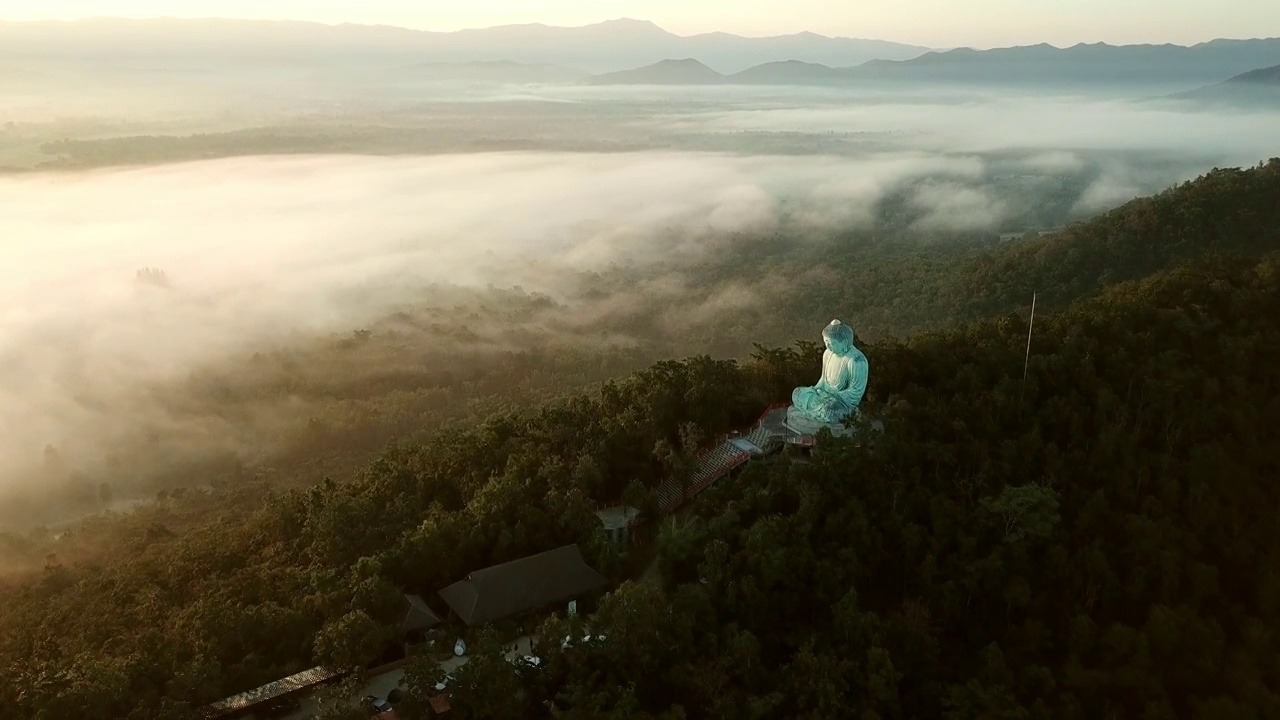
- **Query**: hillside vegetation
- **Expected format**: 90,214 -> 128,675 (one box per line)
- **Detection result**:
512,253 -> 1280,720
579,159 -> 1280,344
1,161 -> 1279,719
1228,63 -> 1280,85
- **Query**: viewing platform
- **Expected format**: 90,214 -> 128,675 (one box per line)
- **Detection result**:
652,402 -> 882,514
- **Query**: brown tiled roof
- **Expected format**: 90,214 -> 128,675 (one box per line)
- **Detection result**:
403,593 -> 443,632
438,544 -> 607,626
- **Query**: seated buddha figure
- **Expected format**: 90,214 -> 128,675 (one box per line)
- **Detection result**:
788,319 -> 869,431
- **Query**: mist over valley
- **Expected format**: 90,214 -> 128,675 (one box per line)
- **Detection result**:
5,87 -> 1274,530
3,18 -> 1279,540
3,14 -> 1280,720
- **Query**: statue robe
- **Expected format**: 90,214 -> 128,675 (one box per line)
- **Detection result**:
790,345 -> 869,424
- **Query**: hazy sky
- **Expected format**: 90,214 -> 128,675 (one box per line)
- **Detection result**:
2,0 -> 1277,48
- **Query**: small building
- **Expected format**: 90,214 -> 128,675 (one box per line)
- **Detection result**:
438,544 -> 608,626
595,506 -> 640,548
401,593 -> 443,642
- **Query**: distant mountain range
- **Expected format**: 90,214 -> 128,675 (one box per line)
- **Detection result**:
1226,63 -> 1280,85
585,58 -> 839,85
0,17 -> 931,75
731,60 -> 847,85
586,39 -> 1280,89
392,61 -> 590,84
858,40 -> 1280,87
5,18 -> 1279,93
1173,63 -> 1280,106
585,58 -> 727,85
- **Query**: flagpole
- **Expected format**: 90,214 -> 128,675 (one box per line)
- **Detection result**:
1020,292 -> 1037,403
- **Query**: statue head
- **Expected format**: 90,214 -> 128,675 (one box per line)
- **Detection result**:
821,319 -> 856,355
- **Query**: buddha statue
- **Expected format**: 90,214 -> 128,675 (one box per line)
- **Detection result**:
786,319 -> 869,435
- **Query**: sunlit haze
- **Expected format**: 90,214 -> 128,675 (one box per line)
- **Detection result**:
3,0 -> 1279,47
2,0 -> 1280,715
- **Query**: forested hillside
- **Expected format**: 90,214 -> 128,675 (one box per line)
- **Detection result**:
7,161 -> 1278,545
2,161 -> 1279,719
509,254 -> 1280,719
651,158 -> 1280,344
958,160 -> 1280,318
6,244 -> 1280,720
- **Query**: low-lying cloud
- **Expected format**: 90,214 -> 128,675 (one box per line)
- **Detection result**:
672,94 -> 1279,163
0,132 -> 1264,524
1017,151 -> 1087,174
910,182 -> 1007,232
0,150 -> 1017,487
0,63 -> 1275,535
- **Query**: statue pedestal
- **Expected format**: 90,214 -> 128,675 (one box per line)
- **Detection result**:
785,406 -> 857,437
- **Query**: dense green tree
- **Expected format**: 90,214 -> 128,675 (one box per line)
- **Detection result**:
314,610 -> 387,673
2,162 -> 1280,719
446,630 -> 533,720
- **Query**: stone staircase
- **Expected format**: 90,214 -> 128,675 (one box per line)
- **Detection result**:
654,404 -> 790,513
655,440 -> 750,513
745,404 -> 790,451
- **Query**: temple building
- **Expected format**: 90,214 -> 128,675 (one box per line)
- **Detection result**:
438,544 -> 608,626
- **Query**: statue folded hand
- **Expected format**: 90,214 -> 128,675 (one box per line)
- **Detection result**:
787,319 -> 870,427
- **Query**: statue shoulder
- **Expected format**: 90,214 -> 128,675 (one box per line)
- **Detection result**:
844,347 -> 868,373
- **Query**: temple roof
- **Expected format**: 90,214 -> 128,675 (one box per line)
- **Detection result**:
402,593 -> 443,633
438,544 -> 607,626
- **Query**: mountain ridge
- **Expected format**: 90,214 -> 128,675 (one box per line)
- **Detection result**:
847,38 -> 1280,87
1169,62 -> 1280,106
0,17 -> 932,74
586,58 -> 727,85
392,59 -> 590,83
1226,63 -> 1280,83
7,18 -> 1279,84
582,37 -> 1280,88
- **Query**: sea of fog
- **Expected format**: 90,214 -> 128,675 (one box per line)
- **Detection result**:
1,84 -> 1277,496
